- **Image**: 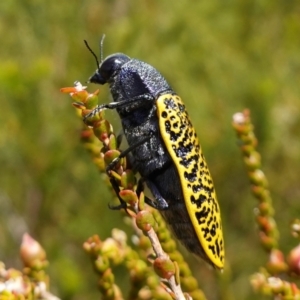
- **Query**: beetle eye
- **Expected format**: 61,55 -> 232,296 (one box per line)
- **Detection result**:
99,57 -> 114,80
100,54 -> 130,81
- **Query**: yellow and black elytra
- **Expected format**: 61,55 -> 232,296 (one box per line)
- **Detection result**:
84,40 -> 225,269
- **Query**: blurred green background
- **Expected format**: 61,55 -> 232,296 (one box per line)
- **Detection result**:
1,0 -> 300,299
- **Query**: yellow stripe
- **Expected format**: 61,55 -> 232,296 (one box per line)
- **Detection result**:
157,93 -> 224,268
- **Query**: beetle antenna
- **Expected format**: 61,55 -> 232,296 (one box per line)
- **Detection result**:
100,34 -> 106,63
84,40 -> 100,69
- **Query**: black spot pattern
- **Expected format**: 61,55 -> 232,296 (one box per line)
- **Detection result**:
157,94 -> 224,268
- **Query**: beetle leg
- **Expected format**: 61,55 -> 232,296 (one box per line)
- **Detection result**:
105,129 -> 170,212
136,177 -> 144,196
107,177 -> 128,210
135,178 -> 158,208
143,179 -> 169,211
136,178 -> 169,210
106,135 -> 151,174
84,94 -> 154,125
106,135 -> 151,210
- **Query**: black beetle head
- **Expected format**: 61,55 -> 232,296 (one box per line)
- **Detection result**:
89,53 -> 130,84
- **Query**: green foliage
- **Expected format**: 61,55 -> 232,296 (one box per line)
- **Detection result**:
0,1 -> 300,299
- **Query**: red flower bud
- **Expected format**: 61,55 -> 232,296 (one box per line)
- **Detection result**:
287,244 -> 300,275
20,233 -> 47,269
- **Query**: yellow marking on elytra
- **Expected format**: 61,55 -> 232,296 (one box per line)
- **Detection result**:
157,93 -> 224,269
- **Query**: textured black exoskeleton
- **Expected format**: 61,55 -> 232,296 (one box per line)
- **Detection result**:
84,41 -> 224,269
87,52 -> 180,211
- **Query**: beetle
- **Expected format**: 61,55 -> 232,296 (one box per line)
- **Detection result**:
84,39 -> 225,269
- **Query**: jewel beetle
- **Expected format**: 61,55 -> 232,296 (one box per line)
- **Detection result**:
84,39 -> 225,269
